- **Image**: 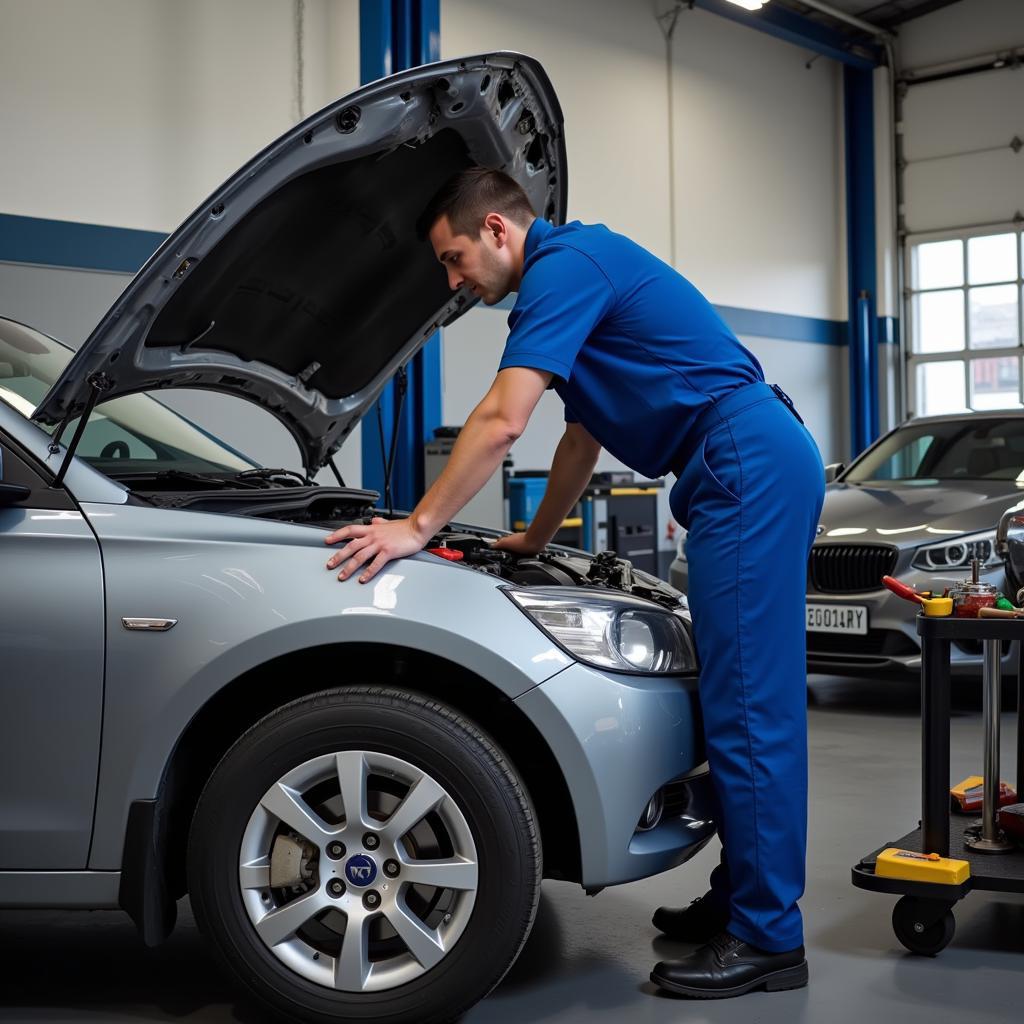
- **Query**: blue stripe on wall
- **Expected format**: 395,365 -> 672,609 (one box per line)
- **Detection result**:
715,305 -> 845,346
493,293 -> 849,346
0,213 -> 164,274
0,213 -> 902,349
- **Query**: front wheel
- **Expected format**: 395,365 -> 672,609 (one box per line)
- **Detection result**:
892,896 -> 955,956
188,686 -> 541,1024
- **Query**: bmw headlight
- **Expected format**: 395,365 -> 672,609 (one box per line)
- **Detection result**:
504,587 -> 697,674
911,530 -> 1002,571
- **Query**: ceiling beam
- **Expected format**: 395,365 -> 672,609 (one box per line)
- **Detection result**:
688,0 -> 884,69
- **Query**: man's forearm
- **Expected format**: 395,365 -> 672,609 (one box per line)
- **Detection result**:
524,429 -> 601,547
407,410 -> 518,539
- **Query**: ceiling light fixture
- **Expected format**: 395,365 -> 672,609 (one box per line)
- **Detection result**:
722,0 -> 767,10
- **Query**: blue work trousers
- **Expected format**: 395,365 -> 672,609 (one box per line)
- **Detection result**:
669,383 -> 825,952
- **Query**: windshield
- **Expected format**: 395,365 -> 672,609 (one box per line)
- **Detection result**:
845,418 -> 1024,484
0,319 -> 258,475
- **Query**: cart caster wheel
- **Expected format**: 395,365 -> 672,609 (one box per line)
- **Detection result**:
892,896 -> 955,956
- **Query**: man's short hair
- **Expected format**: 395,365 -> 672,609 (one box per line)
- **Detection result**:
417,167 -> 536,240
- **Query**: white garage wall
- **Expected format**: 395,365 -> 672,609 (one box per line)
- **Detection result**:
441,0 -> 848,546
1,0 -> 852,516
0,0 -> 363,485
0,0 -> 360,230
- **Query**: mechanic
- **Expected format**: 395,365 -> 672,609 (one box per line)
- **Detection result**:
324,167 -> 825,999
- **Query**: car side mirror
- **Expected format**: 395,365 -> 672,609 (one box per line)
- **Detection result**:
996,504 -> 1024,595
0,482 -> 31,507
823,463 -> 845,484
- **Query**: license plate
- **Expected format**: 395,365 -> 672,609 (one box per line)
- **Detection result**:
806,603 -> 868,635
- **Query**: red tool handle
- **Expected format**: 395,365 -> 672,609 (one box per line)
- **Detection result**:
882,575 -> 925,604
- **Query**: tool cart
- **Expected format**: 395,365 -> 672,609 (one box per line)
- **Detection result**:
851,614 -> 1024,955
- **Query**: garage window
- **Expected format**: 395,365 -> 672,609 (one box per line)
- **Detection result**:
906,226 -> 1023,417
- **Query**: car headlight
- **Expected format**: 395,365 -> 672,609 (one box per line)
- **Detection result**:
504,587 -> 697,674
911,530 -> 1002,571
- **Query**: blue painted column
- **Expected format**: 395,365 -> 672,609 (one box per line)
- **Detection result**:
844,65 -> 879,459
359,0 -> 442,509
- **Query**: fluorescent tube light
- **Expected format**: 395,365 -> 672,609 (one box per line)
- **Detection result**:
723,0 -> 767,9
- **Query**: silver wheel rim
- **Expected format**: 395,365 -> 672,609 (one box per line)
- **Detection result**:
238,750 -> 479,992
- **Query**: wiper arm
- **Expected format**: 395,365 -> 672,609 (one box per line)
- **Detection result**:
234,468 -> 310,487
156,470 -> 235,488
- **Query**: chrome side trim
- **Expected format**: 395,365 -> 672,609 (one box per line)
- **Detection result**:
121,617 -> 178,632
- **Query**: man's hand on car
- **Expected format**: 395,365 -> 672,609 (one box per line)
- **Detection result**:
325,517 -> 428,583
491,532 -> 545,556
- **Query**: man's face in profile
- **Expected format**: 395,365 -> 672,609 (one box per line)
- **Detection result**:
429,213 -> 515,306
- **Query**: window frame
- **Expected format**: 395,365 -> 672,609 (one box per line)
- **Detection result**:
904,221 -> 1024,418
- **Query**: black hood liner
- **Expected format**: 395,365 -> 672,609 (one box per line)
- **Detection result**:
148,129 -> 470,400
32,53 -> 568,472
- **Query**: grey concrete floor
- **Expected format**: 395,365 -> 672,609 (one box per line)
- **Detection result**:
2,674 -> 1023,1023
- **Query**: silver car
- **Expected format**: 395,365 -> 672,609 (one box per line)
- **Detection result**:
672,412 -> 1024,678
0,54 -> 713,1024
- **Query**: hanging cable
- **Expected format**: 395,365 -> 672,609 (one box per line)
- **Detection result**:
656,2 -> 684,269
294,0 -> 306,122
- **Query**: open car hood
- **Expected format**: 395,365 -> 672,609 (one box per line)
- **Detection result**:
32,53 -> 566,473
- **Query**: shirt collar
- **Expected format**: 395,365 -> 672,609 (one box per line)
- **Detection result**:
524,217 -> 554,261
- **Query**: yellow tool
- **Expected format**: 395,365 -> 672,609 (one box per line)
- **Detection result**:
875,848 -> 970,885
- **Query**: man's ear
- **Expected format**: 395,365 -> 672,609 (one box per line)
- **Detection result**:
483,212 -> 507,247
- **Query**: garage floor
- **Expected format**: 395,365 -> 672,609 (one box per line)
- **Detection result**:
1,675 -> 1022,1024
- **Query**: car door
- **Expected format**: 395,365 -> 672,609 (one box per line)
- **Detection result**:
0,432 -> 105,868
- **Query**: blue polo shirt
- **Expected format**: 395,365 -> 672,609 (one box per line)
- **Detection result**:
498,218 -> 764,478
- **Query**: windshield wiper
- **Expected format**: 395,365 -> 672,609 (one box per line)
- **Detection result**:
234,468 -> 310,487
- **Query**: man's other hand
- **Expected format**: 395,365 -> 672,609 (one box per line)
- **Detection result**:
491,532 -> 544,556
324,517 -> 428,583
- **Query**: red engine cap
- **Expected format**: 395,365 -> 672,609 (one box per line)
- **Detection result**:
426,547 -> 464,561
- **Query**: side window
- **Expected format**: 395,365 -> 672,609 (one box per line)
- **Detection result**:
0,436 -> 75,510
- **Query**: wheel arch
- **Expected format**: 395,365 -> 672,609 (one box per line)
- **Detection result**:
119,642 -> 582,945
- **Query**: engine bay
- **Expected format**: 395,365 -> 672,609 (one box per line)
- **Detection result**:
419,531 -> 686,611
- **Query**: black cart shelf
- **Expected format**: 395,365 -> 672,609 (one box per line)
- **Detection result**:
850,614 -> 1024,955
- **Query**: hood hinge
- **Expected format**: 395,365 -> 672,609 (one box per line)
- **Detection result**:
50,372 -> 115,487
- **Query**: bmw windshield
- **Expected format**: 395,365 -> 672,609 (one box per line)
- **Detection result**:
845,418 -> 1024,484
0,318 -> 258,476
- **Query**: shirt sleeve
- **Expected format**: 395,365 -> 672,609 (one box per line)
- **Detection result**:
499,244 -> 616,383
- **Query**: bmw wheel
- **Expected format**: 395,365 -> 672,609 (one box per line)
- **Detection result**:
188,686 -> 541,1023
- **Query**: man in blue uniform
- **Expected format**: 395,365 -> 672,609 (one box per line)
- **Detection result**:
324,168 -> 825,998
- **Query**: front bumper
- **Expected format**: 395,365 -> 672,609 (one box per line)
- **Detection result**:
515,662 -> 716,889
671,555 -> 1018,679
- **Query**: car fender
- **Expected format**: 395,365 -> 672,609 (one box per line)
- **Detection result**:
81,503 -> 574,868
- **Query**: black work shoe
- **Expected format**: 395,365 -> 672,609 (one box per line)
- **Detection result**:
652,893 -> 730,943
651,930 -> 808,999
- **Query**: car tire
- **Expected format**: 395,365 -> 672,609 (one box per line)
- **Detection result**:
187,685 -> 541,1024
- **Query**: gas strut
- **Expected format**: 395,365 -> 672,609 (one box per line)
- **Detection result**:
50,372 -> 114,487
